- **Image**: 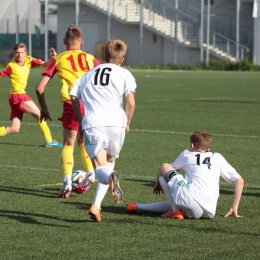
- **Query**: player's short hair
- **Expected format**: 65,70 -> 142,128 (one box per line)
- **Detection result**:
14,43 -> 27,51
65,25 -> 83,45
190,130 -> 212,151
105,38 -> 127,64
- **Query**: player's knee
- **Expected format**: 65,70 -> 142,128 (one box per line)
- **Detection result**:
10,127 -> 20,134
164,169 -> 179,183
158,163 -> 175,176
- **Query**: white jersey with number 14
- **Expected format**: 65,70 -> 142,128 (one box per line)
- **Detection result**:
170,150 -> 241,217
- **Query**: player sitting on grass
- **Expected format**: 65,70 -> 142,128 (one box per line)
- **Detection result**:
0,43 -> 62,148
127,130 -> 244,219
36,25 -> 100,199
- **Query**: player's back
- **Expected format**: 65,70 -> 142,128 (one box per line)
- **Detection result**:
79,63 -> 136,128
45,49 -> 96,101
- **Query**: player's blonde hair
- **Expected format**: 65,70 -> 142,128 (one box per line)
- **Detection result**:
14,43 -> 27,51
65,25 -> 83,45
105,38 -> 127,64
190,130 -> 212,151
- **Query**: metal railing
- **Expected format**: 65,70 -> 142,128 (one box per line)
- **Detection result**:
50,0 -> 251,62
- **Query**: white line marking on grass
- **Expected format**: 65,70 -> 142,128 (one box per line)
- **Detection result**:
0,164 -> 60,172
0,121 -> 62,127
131,129 -> 260,139
0,122 -> 259,139
0,164 -> 259,189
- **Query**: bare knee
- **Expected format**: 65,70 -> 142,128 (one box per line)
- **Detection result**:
158,163 -> 174,177
6,126 -> 20,134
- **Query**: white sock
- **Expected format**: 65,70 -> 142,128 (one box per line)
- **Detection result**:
107,161 -> 115,172
95,166 -> 111,184
159,176 -> 179,212
136,202 -> 171,213
63,174 -> 72,184
93,182 -> 109,208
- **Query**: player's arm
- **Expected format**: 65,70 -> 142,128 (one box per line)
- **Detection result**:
0,65 -> 12,78
38,48 -> 57,67
70,77 -> 84,137
70,95 -> 84,140
153,171 -> 164,195
36,75 -> 52,121
71,95 -> 82,124
70,76 -> 83,124
224,177 -> 244,218
125,91 -> 135,134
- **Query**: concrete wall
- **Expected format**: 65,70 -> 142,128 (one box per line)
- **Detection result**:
56,3 -> 202,65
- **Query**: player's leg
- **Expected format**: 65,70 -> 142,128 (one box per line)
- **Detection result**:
0,117 -> 21,135
106,126 -> 125,204
89,154 -> 115,221
89,149 -> 109,222
73,133 -> 95,194
173,187 -> 207,219
85,127 -> 112,221
22,100 -> 62,148
58,128 -> 77,198
158,164 -> 185,219
127,202 -> 172,213
91,153 -> 116,209
0,95 -> 23,136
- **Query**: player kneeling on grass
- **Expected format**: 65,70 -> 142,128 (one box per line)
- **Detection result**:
70,38 -> 136,222
0,43 -> 63,148
127,130 -> 244,219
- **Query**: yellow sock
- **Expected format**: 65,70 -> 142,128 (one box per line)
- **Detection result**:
0,126 -> 7,136
79,143 -> 94,172
61,145 -> 74,176
38,121 -> 53,143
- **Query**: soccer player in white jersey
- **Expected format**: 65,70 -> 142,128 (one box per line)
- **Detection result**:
70,38 -> 136,222
127,130 -> 244,219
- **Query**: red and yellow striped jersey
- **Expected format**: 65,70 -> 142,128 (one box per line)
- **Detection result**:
42,49 -> 100,102
0,56 -> 42,94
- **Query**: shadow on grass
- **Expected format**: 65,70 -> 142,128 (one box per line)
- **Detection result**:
124,178 -> 155,188
0,141 -> 56,148
220,188 -> 260,197
0,185 -> 58,198
0,209 -> 69,227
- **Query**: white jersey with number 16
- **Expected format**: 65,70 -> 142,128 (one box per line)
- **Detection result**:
70,63 -> 137,129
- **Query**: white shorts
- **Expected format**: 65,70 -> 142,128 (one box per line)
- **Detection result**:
167,174 -> 209,219
83,126 -> 125,159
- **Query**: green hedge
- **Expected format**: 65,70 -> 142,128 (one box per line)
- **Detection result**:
2,58 -> 260,71
127,58 -> 260,71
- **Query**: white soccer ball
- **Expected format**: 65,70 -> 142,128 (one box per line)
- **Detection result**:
71,170 -> 86,190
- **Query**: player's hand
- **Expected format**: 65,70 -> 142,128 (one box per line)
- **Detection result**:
49,47 -> 57,59
224,207 -> 243,218
40,108 -> 52,122
77,126 -> 84,142
125,125 -> 130,134
153,182 -> 164,195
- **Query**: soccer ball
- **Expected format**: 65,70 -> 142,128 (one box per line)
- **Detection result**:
71,170 -> 86,190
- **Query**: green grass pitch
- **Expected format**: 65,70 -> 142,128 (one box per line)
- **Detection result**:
0,68 -> 260,259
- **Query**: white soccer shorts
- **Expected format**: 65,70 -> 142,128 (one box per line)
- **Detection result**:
167,174 -> 209,219
83,126 -> 125,159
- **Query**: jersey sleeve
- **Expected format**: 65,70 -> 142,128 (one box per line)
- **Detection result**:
170,151 -> 186,170
124,72 -> 137,97
42,58 -> 57,77
212,153 -> 241,184
0,65 -> 12,77
94,58 -> 100,67
31,58 -> 42,67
